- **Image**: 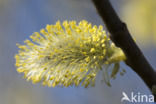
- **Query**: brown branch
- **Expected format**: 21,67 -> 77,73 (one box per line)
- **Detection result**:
92,0 -> 156,101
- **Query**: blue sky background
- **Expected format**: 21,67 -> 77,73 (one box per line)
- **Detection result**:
0,0 -> 156,104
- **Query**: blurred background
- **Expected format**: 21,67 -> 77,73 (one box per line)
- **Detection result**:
0,0 -> 156,104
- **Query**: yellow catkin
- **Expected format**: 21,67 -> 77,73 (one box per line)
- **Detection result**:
15,20 -> 126,87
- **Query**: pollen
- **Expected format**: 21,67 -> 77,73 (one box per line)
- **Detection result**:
15,20 -> 126,87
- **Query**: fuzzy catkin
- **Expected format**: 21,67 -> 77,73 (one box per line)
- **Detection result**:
15,20 -> 126,87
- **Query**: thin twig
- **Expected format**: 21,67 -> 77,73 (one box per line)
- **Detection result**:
92,0 -> 156,101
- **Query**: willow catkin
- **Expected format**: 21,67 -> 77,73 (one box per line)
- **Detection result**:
15,20 -> 126,87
